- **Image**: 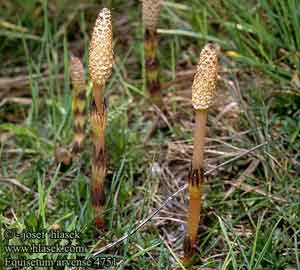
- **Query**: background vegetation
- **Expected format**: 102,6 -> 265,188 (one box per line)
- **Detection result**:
0,0 -> 299,269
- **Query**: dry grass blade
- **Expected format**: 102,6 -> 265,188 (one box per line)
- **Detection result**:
226,181 -> 287,203
224,159 -> 260,199
0,97 -> 32,107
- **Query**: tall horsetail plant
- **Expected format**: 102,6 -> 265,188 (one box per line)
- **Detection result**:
183,43 -> 219,263
142,0 -> 164,109
89,8 -> 113,230
70,55 -> 86,154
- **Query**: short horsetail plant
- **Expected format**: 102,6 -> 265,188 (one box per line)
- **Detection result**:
183,43 -> 219,262
142,0 -> 163,109
53,56 -> 86,171
88,8 -> 113,229
70,55 -> 86,154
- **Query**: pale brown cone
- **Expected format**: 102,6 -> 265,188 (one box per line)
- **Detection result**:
89,8 -> 113,87
192,43 -> 219,110
142,0 -> 161,32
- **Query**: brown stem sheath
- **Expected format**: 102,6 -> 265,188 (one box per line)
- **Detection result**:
144,29 -> 164,109
93,83 -> 105,113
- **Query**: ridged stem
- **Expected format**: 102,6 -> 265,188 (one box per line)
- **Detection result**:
91,83 -> 107,229
71,85 -> 86,154
144,29 -> 163,109
183,110 -> 207,262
